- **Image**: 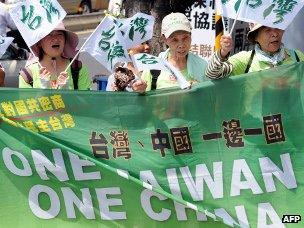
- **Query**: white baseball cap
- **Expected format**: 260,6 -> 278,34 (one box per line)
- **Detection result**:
247,23 -> 264,43
161,12 -> 192,38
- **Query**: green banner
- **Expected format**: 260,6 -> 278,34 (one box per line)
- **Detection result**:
0,63 -> 303,228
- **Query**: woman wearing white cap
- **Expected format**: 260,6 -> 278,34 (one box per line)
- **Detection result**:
19,23 -> 91,90
141,12 -> 208,91
205,23 -> 304,79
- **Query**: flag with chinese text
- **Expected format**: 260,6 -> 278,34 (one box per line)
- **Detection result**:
132,53 -> 166,71
217,0 -> 304,29
81,16 -> 129,72
9,0 -> 66,47
118,12 -> 155,49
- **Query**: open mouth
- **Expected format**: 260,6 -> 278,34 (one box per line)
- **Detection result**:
51,44 -> 60,49
177,50 -> 186,55
270,41 -> 279,45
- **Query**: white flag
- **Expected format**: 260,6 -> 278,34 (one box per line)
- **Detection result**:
158,57 -> 191,90
119,12 -> 155,49
9,0 -> 67,47
82,16 -> 129,72
134,51 -> 191,89
0,2 -> 6,14
0,36 -> 14,58
132,53 -> 167,71
217,0 -> 304,29
111,16 -> 125,29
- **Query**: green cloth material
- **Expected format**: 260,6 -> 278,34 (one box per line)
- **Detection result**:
142,49 -> 208,91
18,62 -> 91,90
0,62 -> 304,227
229,48 -> 304,75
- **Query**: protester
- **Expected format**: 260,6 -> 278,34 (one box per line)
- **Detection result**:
19,22 -> 91,90
205,23 -> 304,79
106,41 -> 150,92
141,12 -> 208,91
0,63 -> 5,86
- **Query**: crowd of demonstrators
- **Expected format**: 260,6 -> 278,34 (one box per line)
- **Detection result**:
19,23 -> 91,90
106,41 -> 149,92
141,12 -> 208,91
0,63 -> 4,86
1,9 -> 304,91
205,23 -> 304,79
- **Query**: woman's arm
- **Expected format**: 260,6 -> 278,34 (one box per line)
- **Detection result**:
205,35 -> 234,79
205,50 -> 233,79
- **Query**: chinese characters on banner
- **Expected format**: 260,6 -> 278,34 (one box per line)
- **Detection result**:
202,114 -> 285,146
185,1 -> 217,60
185,1 -> 252,58
0,94 -> 75,132
89,130 -> 131,159
230,21 -> 253,55
89,113 -> 285,159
